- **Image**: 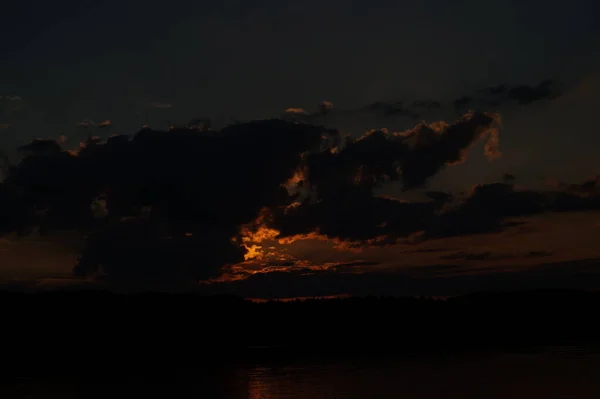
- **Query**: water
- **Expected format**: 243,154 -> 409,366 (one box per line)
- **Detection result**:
3,347 -> 600,398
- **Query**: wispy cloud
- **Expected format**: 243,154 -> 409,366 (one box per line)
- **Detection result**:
0,96 -> 22,101
76,119 -> 112,128
149,102 -> 173,109
76,119 -> 97,128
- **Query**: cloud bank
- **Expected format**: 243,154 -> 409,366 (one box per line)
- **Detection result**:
0,80 -> 591,285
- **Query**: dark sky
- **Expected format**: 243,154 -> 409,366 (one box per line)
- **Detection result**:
1,0 -> 600,297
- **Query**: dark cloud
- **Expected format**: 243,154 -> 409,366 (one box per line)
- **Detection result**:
149,102 -> 173,109
202,258 -> 600,298
502,173 -> 516,182
424,182 -> 546,239
453,96 -> 473,110
364,101 -> 420,119
307,111 -> 501,193
268,172 -> 600,251
412,100 -> 442,109
248,111 -> 502,247
454,80 -> 562,112
18,138 -> 63,156
508,80 -> 562,104
0,119 -> 334,282
283,79 -> 560,124
283,99 -> 438,122
440,250 -> 553,261
547,175 -> 600,212
0,95 -> 25,125
0,96 -> 22,101
425,191 -> 453,202
2,105 -> 599,284
556,174 -> 600,197
478,84 -> 508,96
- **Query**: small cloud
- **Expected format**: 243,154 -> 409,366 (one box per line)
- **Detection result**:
150,102 -> 173,109
0,123 -> 10,130
477,84 -> 507,96
317,101 -> 334,116
412,100 -> 442,109
526,251 -> 553,258
75,118 -> 110,129
0,96 -> 22,101
284,108 -> 308,115
365,101 -> 420,119
76,119 -> 96,128
453,96 -> 473,109
503,173 -> 516,182
508,80 -> 561,104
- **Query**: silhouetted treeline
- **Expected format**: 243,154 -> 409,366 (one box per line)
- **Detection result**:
3,289 -> 600,373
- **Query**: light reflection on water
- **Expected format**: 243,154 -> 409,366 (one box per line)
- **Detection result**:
3,347 -> 600,398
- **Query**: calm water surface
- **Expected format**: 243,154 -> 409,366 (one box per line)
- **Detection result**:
3,347 -> 600,398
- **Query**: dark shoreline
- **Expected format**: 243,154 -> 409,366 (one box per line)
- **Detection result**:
3,289 -> 600,374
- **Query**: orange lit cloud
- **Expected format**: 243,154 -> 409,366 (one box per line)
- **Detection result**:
284,108 -> 308,115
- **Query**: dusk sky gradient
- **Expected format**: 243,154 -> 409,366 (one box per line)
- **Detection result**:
1,0 -> 600,297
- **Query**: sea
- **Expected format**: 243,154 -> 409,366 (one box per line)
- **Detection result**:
2,346 -> 600,398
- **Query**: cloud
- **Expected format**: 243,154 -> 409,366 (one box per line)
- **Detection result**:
282,101 -> 335,123
0,96 -> 22,101
76,119 -> 112,128
238,112 -> 503,249
0,96 -> 25,125
149,102 -> 173,109
284,108 -> 308,115
306,110 -> 501,193
257,171 -> 600,255
280,79 -> 561,125
1,120 -> 336,282
18,138 -> 63,156
2,102 -> 599,285
503,173 -> 516,182
454,80 -> 562,112
76,119 -> 97,128
507,80 -> 562,104
440,250 -> 553,261
412,100 -> 442,109
201,257 -> 600,298
555,175 -> 600,197
318,100 -> 334,115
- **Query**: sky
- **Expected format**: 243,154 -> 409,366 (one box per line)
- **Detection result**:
1,0 -> 600,297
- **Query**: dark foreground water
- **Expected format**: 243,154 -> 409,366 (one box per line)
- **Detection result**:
2,346 -> 600,398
